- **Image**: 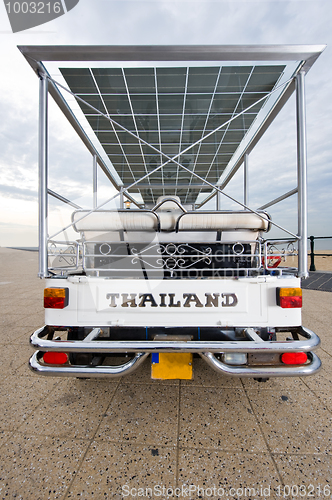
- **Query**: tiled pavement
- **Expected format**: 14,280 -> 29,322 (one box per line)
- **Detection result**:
302,272 -> 332,292
0,248 -> 331,499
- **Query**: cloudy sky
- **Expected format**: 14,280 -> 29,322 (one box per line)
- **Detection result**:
0,0 -> 331,249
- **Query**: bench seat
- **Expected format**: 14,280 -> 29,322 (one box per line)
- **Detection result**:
72,209 -> 270,234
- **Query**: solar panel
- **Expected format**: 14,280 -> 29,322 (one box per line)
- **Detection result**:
18,45 -> 325,208
59,64 -> 284,204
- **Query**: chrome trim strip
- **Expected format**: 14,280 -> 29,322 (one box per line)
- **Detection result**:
199,351 -> 321,377
29,351 -> 149,378
30,326 -> 320,354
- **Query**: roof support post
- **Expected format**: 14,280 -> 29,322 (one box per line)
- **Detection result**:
216,189 -> 222,210
244,153 -> 249,208
119,187 -> 124,208
296,71 -> 308,278
93,154 -> 98,209
38,74 -> 49,278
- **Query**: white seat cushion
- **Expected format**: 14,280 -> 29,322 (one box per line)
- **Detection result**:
72,210 -> 159,232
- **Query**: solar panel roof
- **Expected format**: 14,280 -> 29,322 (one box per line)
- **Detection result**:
19,45 -> 325,206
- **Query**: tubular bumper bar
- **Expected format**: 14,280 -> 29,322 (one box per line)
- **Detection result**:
29,351 -> 149,378
200,352 -> 321,378
30,325 -> 320,354
29,326 -> 321,378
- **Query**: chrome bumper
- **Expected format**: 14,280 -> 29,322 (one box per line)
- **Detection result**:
29,325 -> 321,378
200,351 -> 321,377
29,351 -> 149,378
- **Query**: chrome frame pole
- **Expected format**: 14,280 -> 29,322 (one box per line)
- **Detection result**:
38,75 -> 49,278
296,71 -> 308,278
48,76 -> 299,241
119,188 -> 124,209
244,153 -> 249,208
216,189 -> 221,210
93,154 -> 98,209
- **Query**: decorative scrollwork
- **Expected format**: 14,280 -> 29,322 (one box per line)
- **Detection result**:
48,241 -> 78,268
99,243 -> 112,256
287,242 -> 298,254
130,242 -> 212,271
266,241 -> 298,267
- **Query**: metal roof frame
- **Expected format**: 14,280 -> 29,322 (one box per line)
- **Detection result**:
19,44 -> 325,197
19,44 -> 326,279
19,44 -> 324,69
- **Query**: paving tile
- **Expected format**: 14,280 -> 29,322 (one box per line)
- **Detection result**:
182,357 -> 243,388
303,366 -> 332,392
1,342 -> 33,377
247,390 -> 332,454
303,317 -> 331,340
12,314 -> 44,328
66,442 -> 177,499
16,358 -> 35,377
19,378 -> 118,439
302,289 -> 332,312
304,390 -> 332,412
179,386 -> 267,452
321,350 -> 332,364
0,312 -> 44,329
274,454 -> 331,491
0,375 -> 58,431
178,448 -> 281,499
96,384 -> 179,446
242,375 -> 307,391
0,311 -> 33,325
0,434 -> 89,500
0,430 -> 13,449
0,325 -> 35,344
316,349 -> 332,365
0,302 -> 26,315
320,339 -> 332,356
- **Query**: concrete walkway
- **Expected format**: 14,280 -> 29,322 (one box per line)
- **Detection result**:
0,248 -> 331,499
302,272 -> 332,292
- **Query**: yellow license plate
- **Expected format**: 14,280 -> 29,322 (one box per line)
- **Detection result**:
151,353 -> 193,380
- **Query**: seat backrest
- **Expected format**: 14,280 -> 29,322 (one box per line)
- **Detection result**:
72,210 -> 160,232
176,211 -> 270,232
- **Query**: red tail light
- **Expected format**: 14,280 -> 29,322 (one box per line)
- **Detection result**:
44,288 -> 69,309
277,287 -> 302,308
281,352 -> 308,365
43,352 -> 69,365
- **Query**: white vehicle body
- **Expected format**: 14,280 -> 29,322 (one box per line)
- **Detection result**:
20,45 -> 325,380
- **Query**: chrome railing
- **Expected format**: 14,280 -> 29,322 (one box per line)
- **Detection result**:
45,238 -> 305,277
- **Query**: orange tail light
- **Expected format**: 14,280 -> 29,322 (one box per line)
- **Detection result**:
277,287 -> 302,308
44,288 -> 69,309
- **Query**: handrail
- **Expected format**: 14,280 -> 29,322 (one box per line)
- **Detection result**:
308,235 -> 332,271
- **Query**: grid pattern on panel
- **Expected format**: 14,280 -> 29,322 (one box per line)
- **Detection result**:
60,65 -> 285,205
